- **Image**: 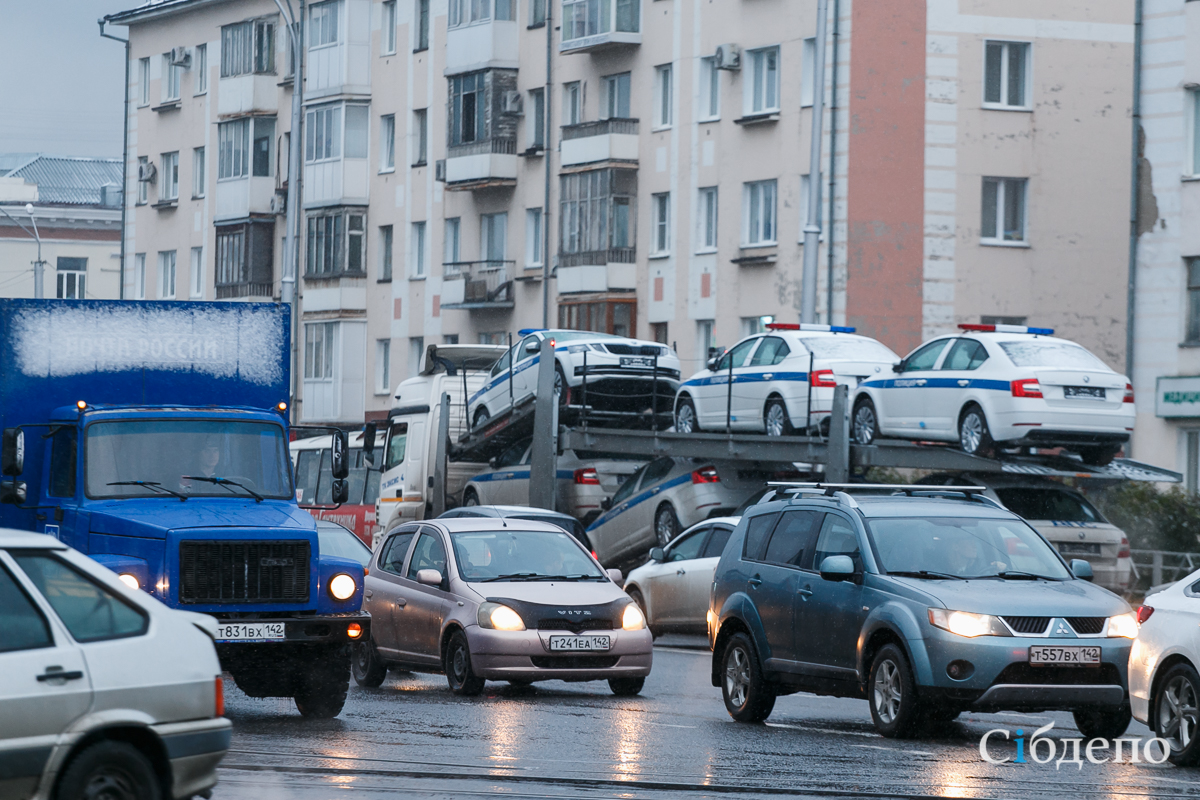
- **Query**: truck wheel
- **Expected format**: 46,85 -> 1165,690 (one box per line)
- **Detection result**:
868,644 -> 921,738
445,630 -> 485,696
721,632 -> 775,722
295,648 -> 350,719
352,639 -> 388,688
54,741 -> 161,800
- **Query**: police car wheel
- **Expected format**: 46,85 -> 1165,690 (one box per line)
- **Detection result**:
473,407 -> 490,428
463,488 -> 479,506
958,405 -> 994,457
764,398 -> 793,437
654,504 -> 680,547
675,397 -> 698,434
852,399 -> 878,445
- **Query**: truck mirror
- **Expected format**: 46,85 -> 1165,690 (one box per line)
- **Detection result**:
0,479 -> 27,505
2,428 -> 24,477
361,423 -> 378,467
331,479 -> 349,504
331,431 -> 350,480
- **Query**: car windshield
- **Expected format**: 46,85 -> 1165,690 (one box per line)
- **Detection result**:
551,331 -> 619,342
450,529 -> 605,581
993,488 -> 1106,523
317,524 -> 371,566
867,516 -> 1072,580
997,340 -> 1111,371
509,514 -> 587,541
796,337 -> 899,362
86,419 -> 293,500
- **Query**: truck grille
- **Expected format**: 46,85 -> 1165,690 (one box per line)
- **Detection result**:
179,540 -> 310,604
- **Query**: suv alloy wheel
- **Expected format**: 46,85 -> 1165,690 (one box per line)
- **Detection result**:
721,632 -> 775,722
868,644 -> 921,738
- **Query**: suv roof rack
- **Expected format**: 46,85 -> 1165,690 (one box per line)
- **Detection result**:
765,482 -> 1001,509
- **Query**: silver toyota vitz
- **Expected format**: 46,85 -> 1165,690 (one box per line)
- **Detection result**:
354,517 -> 653,696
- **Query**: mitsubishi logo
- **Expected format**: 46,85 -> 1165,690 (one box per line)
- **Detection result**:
1055,622 -> 1072,635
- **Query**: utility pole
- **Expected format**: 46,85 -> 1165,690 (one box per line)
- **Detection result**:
800,0 -> 828,324
1,204 -> 45,298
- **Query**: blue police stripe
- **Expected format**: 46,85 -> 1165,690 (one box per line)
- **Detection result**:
468,354 -> 550,406
469,468 -> 576,483
859,377 -> 1011,391
586,472 -> 692,533
682,371 -> 810,389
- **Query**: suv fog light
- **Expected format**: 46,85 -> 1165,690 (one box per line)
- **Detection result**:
946,660 -> 975,680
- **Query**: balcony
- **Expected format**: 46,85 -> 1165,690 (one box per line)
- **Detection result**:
556,248 -> 636,294
441,261 -> 515,309
561,119 -> 639,167
444,139 -> 519,190
217,74 -> 279,116
215,177 -> 277,221
560,0 -> 640,53
216,281 -> 275,300
446,19 -> 520,75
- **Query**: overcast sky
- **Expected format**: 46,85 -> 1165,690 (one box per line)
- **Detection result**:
0,0 -> 129,158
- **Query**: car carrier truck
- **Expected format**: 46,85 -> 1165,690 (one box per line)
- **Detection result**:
0,299 -> 368,718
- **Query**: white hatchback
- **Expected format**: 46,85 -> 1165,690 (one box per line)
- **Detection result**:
852,324 -> 1135,465
0,530 -> 230,800
673,325 -> 899,436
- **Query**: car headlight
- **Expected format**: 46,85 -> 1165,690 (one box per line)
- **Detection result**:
928,608 -> 1010,638
1107,611 -> 1138,639
622,602 -> 646,631
567,344 -> 590,354
478,602 -> 525,631
329,573 -> 357,601
118,573 -> 140,591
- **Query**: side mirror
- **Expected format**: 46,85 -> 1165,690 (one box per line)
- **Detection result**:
891,361 -> 904,374
525,340 -> 539,353
416,568 -> 443,587
2,428 -> 24,476
648,547 -> 665,563
488,456 -> 498,468
0,480 -> 27,505
607,568 -> 624,586
600,497 -> 612,511
819,555 -> 856,582
331,479 -> 349,504
706,357 -> 721,371
1070,559 -> 1094,581
361,422 -> 377,467
331,430 -> 349,480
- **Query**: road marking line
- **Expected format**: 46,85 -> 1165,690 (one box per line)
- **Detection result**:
642,721 -> 698,729
850,744 -> 935,756
764,722 -> 878,738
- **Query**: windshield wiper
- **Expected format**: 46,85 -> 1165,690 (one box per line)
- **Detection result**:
886,570 -> 965,581
481,572 -> 541,582
991,570 -> 1058,581
525,574 -> 606,582
182,476 -> 265,502
106,480 -> 187,501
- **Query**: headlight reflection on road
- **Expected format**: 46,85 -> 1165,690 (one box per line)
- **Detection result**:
612,706 -> 649,781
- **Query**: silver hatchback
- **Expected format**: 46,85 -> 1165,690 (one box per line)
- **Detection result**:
354,518 -> 653,696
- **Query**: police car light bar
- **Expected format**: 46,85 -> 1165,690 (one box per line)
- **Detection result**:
959,323 -> 1054,335
517,328 -> 548,336
766,323 -> 857,333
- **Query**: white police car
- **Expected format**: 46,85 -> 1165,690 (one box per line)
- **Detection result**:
468,329 -> 680,427
851,324 -> 1135,465
673,324 -> 899,435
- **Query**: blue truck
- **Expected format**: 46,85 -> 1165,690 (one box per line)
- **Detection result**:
0,299 -> 368,718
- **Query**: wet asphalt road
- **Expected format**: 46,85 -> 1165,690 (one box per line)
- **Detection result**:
214,639 -> 1200,800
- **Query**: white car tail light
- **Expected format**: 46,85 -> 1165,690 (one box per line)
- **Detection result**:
810,369 -> 837,388
1011,378 -> 1043,398
691,466 -> 720,484
1124,383 -> 1135,403
573,468 -> 600,485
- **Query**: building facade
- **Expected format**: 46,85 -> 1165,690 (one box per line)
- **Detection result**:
109,0 -> 1133,427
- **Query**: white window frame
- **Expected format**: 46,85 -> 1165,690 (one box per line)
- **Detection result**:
650,193 -> 671,256
162,54 -> 182,102
603,72 -> 631,119
408,336 -> 424,378
195,43 -> 208,94
375,339 -> 391,395
697,186 -> 718,252
56,259 -> 87,300
161,152 -> 179,201
411,221 -> 427,277
654,64 -> 673,129
413,108 -> 428,165
380,114 -> 396,171
697,319 -> 715,361
133,253 -> 146,299
136,156 -> 148,204
379,225 -> 394,280
980,176 -> 1029,245
528,88 -> 545,149
800,38 -> 815,107
138,58 -> 150,106
157,251 -> 177,299
444,217 -> 461,265
563,82 -> 582,126
743,179 -> 777,246
1189,88 -> 1200,177
304,321 -> 338,381
189,246 -> 205,299
525,208 -> 543,267
192,147 -> 206,198
309,0 -> 341,49
382,0 -> 397,54
305,104 -> 343,164
699,57 -> 719,121
982,40 -> 1032,111
481,212 -> 508,264
218,118 -> 251,179
745,46 -> 780,116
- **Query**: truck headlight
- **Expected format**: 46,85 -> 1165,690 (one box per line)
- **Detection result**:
928,608 -> 1009,638
329,573 -> 357,601
478,602 -> 525,631
1107,612 -> 1138,639
622,602 -> 646,631
118,573 -> 140,591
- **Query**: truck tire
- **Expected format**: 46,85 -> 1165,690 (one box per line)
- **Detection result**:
54,741 -> 162,800
295,647 -> 351,718
352,639 -> 388,688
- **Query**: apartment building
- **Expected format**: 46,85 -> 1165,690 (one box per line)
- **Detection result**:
109,0 -> 1133,426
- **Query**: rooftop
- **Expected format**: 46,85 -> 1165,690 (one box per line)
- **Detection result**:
0,155 -> 123,207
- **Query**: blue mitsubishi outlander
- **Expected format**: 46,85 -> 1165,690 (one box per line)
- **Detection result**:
708,485 -> 1137,739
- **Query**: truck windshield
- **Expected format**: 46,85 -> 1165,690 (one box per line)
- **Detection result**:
86,420 -> 293,500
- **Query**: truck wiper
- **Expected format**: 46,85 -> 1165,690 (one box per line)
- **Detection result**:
106,480 -> 187,501
886,570 -> 964,581
182,476 -> 265,502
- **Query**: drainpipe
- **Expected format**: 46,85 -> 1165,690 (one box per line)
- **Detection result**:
542,0 -> 553,329
800,0 -> 829,323
824,0 -> 839,323
1125,0 -> 1143,384
99,18 -> 130,300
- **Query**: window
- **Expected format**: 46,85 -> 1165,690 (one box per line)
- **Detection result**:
812,514 -> 860,571
526,208 -> 543,267
444,217 -> 461,264
654,64 -> 673,128
416,0 -> 430,50
981,177 -> 1027,243
984,41 -> 1030,109
382,0 -> 397,54
192,147 -> 206,197
133,253 -> 146,299
744,179 -> 777,245
742,315 -> 774,338
309,1 -> 340,48
651,193 -> 670,255
157,251 -> 176,299
413,109 -> 428,165
216,221 -> 274,295
530,0 -> 546,26
218,118 -> 251,178
56,257 -> 86,300
697,186 -> 718,251
306,210 -> 365,276
195,43 -> 208,93
749,335 -> 789,366
136,156 -> 148,204
801,38 -> 815,107
559,300 -> 636,337
344,105 -> 368,158
651,322 -> 668,344
376,339 -> 391,394
190,246 -> 204,298
481,212 -> 507,264
558,169 -> 637,260
138,57 -> 150,105
699,57 -> 719,120
162,54 -> 182,101
409,336 -> 425,377
252,117 -> 275,176
742,512 -> 779,561
747,47 -> 780,114
941,338 -> 989,370
563,81 -> 581,125
48,426 -> 77,498
1186,258 -> 1200,343
716,337 -> 757,371
379,225 -> 393,280
411,221 -> 427,277
0,562 -> 52,653
13,554 -> 148,643
160,152 -> 179,201
222,18 -> 276,77
407,532 -> 447,580
305,104 -> 342,162
450,0 -> 493,27
604,72 -> 631,119
562,0 -> 639,42
762,510 -> 821,568
528,88 -> 545,148
450,74 -> 486,146
901,340 -> 948,372
496,0 -> 514,20
305,321 -> 337,379
444,334 -> 460,344
380,114 -> 396,170
480,332 -> 506,346
1192,89 -> 1200,176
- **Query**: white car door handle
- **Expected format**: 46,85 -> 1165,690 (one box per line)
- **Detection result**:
365,590 -> 373,598
396,598 -> 407,608
916,379 -> 927,386
676,568 -> 686,575
763,373 -> 773,380
958,380 -> 969,387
